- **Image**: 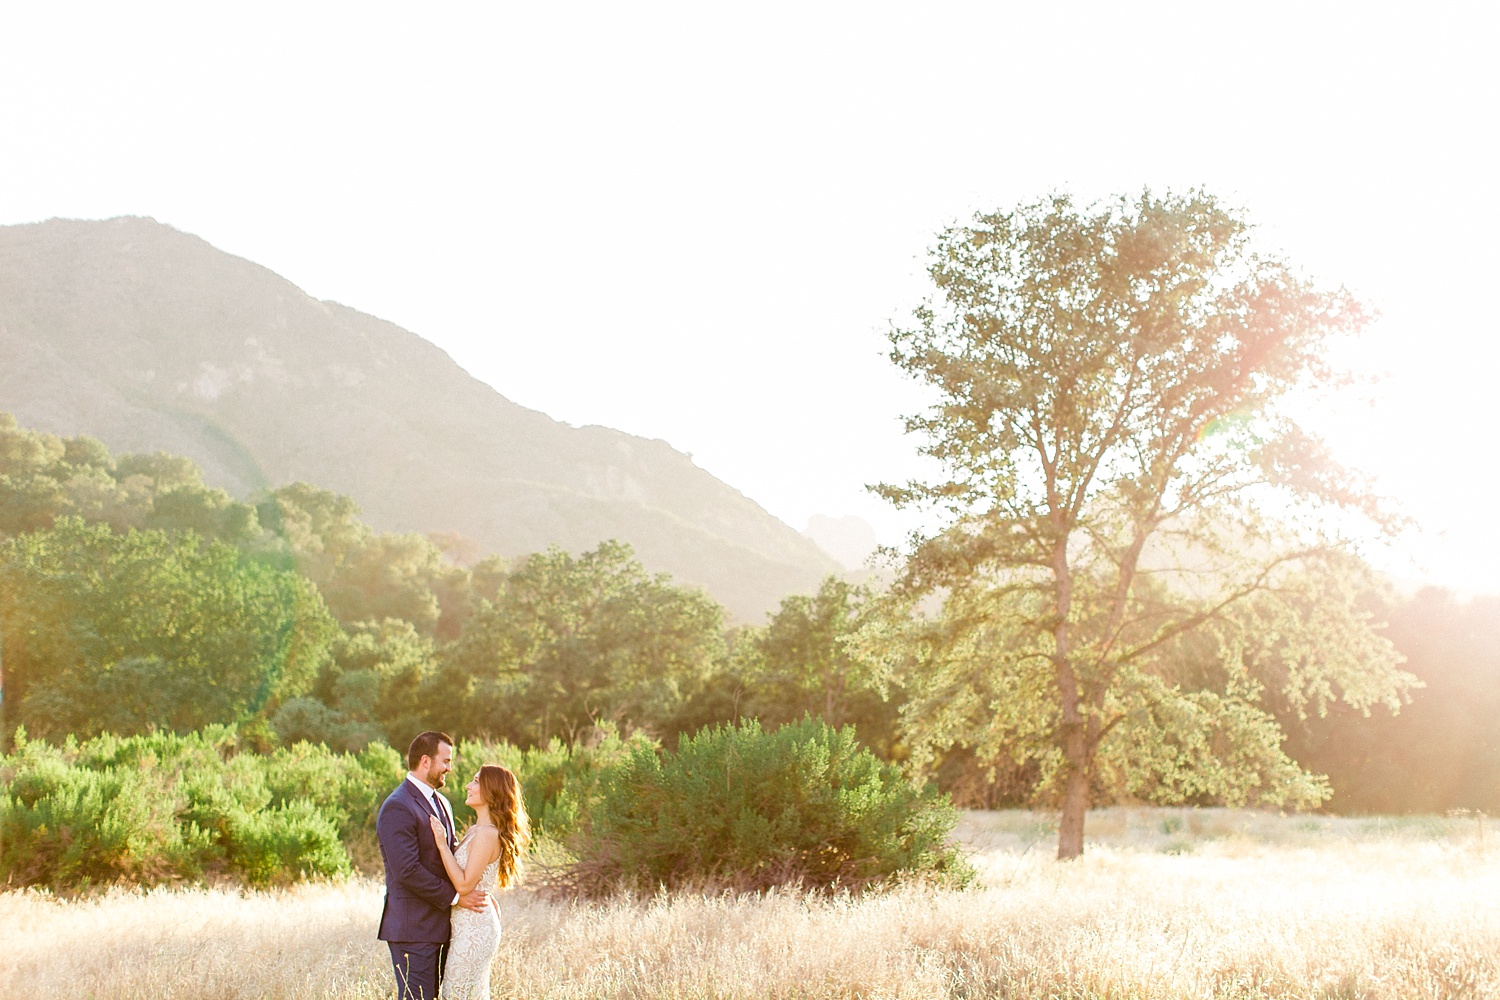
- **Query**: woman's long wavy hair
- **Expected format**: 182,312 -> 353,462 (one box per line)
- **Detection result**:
476,764 -> 529,888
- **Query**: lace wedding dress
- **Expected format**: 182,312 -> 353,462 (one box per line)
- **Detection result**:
441,837 -> 502,1000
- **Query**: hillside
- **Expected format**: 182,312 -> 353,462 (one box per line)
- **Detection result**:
0,216 -> 839,619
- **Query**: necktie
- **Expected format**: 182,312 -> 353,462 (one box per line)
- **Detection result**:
434,793 -> 455,847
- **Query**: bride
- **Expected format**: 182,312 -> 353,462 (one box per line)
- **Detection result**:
427,764 -> 530,1000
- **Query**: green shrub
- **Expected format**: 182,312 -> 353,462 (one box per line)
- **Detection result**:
444,725 -> 653,845
3,723 -> 731,892
272,697 -> 352,748
0,734 -> 212,888
0,727 -> 382,889
261,739 -> 403,840
223,799 -> 350,886
563,718 -> 970,895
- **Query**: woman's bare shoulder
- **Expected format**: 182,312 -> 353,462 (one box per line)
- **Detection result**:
468,824 -> 502,863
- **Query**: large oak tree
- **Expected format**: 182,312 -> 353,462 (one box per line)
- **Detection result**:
876,191 -> 1414,858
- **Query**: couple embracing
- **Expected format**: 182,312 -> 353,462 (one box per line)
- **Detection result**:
376,730 -> 529,1000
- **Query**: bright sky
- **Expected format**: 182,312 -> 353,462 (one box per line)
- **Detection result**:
2,2 -> 1497,593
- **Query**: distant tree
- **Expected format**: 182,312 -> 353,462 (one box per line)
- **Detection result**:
0,413 -> 263,546
737,576 -> 902,757
0,415 -> 75,533
274,618 -> 441,751
661,625 -> 756,740
260,483 -> 473,638
0,518 -> 338,742
141,484 -> 262,543
434,541 -> 725,745
874,191 -> 1414,858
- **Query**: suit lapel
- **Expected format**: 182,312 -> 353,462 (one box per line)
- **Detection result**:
404,779 -> 457,851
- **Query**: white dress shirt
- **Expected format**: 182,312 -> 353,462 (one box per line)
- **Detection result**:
406,772 -> 460,905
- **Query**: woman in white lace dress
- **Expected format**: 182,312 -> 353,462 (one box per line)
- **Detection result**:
427,764 -> 530,1000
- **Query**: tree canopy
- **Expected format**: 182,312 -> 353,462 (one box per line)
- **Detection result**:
259,483 -> 481,640
1,518 -> 338,739
433,541 -> 726,745
0,413 -> 262,545
733,576 -> 900,757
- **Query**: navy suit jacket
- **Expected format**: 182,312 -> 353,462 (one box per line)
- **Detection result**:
376,780 -> 459,943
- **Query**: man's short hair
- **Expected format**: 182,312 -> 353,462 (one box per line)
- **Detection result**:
407,731 -> 454,771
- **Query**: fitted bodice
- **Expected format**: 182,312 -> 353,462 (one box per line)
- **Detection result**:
453,836 -> 502,900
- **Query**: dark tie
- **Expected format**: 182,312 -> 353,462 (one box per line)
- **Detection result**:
434,794 -> 455,847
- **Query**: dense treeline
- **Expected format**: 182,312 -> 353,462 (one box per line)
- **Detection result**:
1,412 -> 1496,818
0,414 -> 893,759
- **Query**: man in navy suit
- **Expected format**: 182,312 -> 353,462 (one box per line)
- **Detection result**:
377,731 -> 490,999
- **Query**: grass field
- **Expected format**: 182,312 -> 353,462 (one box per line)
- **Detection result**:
3,808 -> 1496,999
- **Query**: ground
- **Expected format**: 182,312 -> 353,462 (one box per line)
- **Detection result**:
3,808 -> 1495,999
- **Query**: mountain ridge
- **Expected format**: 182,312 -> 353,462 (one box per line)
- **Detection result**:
0,216 -> 839,618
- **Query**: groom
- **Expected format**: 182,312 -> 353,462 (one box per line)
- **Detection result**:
377,730 -> 490,1000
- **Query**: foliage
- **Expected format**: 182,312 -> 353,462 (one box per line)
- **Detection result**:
655,625 -> 758,741
1283,587 -> 1500,814
434,542 -> 726,745
442,725 -> 655,846
563,718 -> 969,895
0,734 -> 213,887
0,727 -> 400,889
217,799 -> 349,887
876,190 -> 1414,856
0,724 -> 667,892
0,413 -> 489,646
1,518 -> 340,742
253,738 -> 407,842
258,483 -> 480,640
735,576 -> 902,757
269,697 -> 372,754
0,413 -> 264,546
0,414 -> 867,764
273,618 -> 440,752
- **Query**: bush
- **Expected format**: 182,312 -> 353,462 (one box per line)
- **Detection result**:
260,739 -> 404,841
562,717 -> 970,896
443,725 -> 654,846
0,736 -> 212,888
3,721 -> 955,896
223,799 -> 349,886
0,727 -> 398,890
270,697 -> 381,753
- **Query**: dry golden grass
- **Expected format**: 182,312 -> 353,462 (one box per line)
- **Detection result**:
3,808 -> 1496,999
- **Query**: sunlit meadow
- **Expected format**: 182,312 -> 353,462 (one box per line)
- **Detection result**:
4,808 -> 1495,999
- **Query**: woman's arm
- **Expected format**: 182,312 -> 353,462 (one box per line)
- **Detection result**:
428,817 -> 500,895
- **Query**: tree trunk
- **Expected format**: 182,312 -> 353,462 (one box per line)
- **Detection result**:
1049,532 -> 1088,860
1057,760 -> 1089,859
